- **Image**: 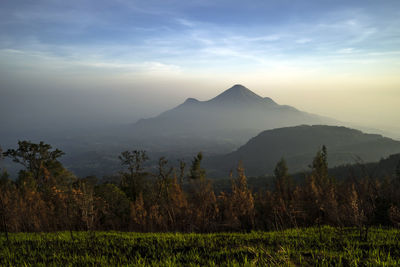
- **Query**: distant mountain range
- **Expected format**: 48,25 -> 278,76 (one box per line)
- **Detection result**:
4,85 -> 398,180
130,84 -> 338,152
206,125 -> 400,177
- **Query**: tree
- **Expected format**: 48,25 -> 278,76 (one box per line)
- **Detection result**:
156,157 -> 174,202
0,146 -> 12,187
119,150 -> 149,201
95,183 -> 130,229
272,158 -> 295,229
119,150 -> 149,176
188,152 -> 218,231
0,146 -> 11,241
273,158 -> 292,201
178,160 -> 186,185
302,146 -> 339,237
74,179 -> 99,231
189,152 -> 206,180
3,141 -> 64,184
310,145 -> 328,185
230,163 -> 255,231
154,157 -> 188,231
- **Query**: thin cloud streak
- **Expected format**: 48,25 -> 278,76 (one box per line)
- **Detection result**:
1,2 -> 399,74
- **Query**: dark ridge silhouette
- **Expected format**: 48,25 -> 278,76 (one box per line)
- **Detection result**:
207,125 -> 400,177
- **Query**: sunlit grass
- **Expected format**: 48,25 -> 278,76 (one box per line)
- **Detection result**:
1,227 -> 399,266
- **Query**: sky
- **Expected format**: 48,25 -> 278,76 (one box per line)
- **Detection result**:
1,0 -> 400,137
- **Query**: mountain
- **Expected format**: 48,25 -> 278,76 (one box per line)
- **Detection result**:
206,84 -> 277,106
207,125 -> 400,177
131,85 -> 337,152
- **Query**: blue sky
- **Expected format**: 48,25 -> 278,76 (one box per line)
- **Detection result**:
1,0 -> 399,73
1,0 -> 400,135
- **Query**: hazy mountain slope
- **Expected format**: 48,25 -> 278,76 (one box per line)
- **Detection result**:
132,85 -> 337,147
207,125 -> 400,177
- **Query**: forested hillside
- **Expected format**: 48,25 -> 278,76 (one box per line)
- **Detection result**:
208,125 -> 400,177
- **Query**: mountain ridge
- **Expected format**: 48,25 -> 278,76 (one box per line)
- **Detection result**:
132,85 -> 338,151
205,84 -> 273,106
206,125 -> 400,177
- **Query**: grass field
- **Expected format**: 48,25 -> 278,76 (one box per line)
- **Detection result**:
1,227 -> 399,266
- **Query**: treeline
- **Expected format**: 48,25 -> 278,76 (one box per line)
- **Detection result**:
1,141 -> 400,236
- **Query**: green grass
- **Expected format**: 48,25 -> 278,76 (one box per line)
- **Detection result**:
1,227 -> 399,266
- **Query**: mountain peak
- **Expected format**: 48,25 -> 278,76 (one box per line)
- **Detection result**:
224,84 -> 256,95
183,97 -> 199,104
209,84 -> 264,104
230,84 -> 249,91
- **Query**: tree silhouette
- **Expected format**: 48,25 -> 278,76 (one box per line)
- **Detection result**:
119,150 -> 149,201
273,158 -> 292,201
189,152 -> 205,180
4,141 -> 64,185
310,145 -> 328,185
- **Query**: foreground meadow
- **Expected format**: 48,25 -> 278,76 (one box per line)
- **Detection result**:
1,227 -> 399,266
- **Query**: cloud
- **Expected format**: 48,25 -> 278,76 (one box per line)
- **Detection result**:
176,18 -> 195,27
0,48 -> 182,78
296,38 -> 312,44
337,48 -> 355,54
247,35 -> 281,42
0,1 -> 399,79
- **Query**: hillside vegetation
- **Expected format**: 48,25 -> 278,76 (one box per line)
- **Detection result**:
1,141 -> 400,234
